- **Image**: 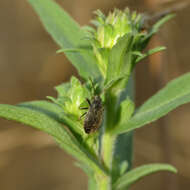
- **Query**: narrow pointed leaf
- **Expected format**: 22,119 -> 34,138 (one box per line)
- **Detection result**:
135,46 -> 166,63
0,104 -> 84,160
0,104 -> 72,142
56,48 -> 84,53
113,72 -> 190,134
0,103 -> 105,175
18,100 -> 84,136
28,0 -> 100,79
114,164 -> 177,190
145,14 -> 175,39
141,14 -> 175,48
151,14 -> 175,34
18,100 -> 63,122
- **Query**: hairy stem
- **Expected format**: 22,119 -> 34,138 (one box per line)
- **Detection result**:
96,174 -> 111,190
100,133 -> 117,189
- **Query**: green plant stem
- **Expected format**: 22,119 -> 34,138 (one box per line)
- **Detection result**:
102,133 -> 116,168
96,174 -> 111,190
100,132 -> 117,189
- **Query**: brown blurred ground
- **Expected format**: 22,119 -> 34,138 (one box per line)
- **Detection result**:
0,0 -> 190,189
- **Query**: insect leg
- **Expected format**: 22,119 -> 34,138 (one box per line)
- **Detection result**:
79,107 -> 88,110
79,112 -> 87,120
86,98 -> 91,106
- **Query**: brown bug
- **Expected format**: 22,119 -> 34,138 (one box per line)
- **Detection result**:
80,95 -> 103,134
79,79 -> 104,134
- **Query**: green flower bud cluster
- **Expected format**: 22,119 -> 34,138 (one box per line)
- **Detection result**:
84,8 -> 144,78
83,8 -> 171,83
92,8 -> 142,49
48,77 -> 91,120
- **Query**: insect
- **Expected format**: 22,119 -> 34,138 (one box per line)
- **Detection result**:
80,95 -> 103,134
79,79 -> 104,134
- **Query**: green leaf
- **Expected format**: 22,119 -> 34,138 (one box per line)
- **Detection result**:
112,131 -> 134,183
0,103 -> 83,156
113,72 -> 190,134
117,98 -> 135,126
56,48 -> 85,53
28,0 -> 100,79
114,164 -> 177,190
132,51 -> 143,57
55,82 -> 71,98
18,100 -> 84,137
135,46 -> 166,63
0,103 -> 106,175
142,14 -> 175,47
19,100 -> 64,122
119,161 -> 129,176
88,178 -> 98,190
19,100 -> 101,157
103,75 -> 125,92
106,34 -> 133,84
151,14 -> 175,34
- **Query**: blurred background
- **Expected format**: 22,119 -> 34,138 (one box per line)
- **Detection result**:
0,0 -> 190,189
